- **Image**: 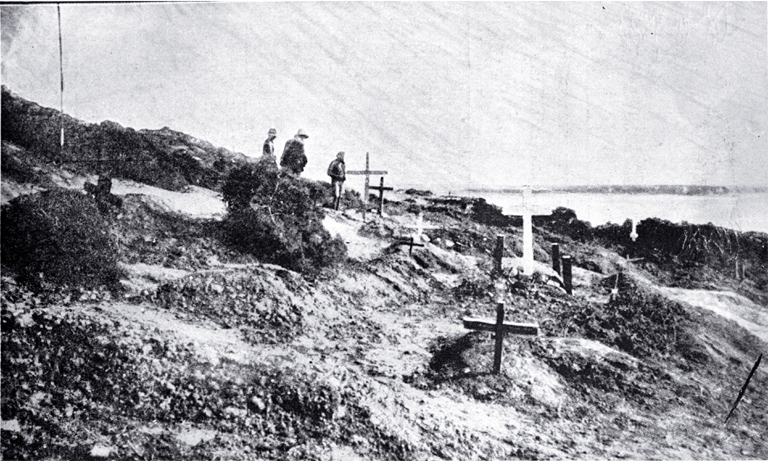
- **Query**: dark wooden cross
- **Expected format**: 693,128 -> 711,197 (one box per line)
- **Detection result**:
463,303 -> 539,374
369,177 -> 393,215
346,152 -> 387,221
395,236 -> 425,256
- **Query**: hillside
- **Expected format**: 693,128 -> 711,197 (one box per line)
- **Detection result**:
2,95 -> 768,460
2,86 -> 249,192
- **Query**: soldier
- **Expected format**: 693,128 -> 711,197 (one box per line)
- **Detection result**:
263,128 -> 277,157
327,151 -> 346,210
279,129 -> 309,176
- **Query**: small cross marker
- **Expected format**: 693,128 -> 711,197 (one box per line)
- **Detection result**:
369,177 -> 393,215
463,303 -> 539,374
395,236 -> 425,256
403,212 -> 440,241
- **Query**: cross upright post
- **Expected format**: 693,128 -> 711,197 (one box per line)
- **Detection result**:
493,303 -> 505,374
562,255 -> 573,295
493,235 -> 505,277
522,186 -> 534,275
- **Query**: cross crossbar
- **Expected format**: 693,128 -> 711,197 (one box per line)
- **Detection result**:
347,170 -> 388,175
462,318 -> 540,336
462,303 -> 539,374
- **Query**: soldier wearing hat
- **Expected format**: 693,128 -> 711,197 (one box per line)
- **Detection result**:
280,129 -> 309,176
263,128 -> 277,157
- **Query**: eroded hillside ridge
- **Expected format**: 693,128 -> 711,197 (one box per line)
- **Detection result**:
2,86 -> 248,191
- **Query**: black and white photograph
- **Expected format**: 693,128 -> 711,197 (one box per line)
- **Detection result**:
1,2 -> 767,459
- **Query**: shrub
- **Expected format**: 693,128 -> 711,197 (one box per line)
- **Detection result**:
535,207 -> 595,241
222,175 -> 347,274
1,144 -> 40,184
1,189 -> 124,289
221,158 -> 279,212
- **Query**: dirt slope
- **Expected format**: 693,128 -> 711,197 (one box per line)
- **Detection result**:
2,179 -> 767,460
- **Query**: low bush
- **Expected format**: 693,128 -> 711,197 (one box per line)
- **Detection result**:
222,173 -> 347,274
221,158 -> 279,212
1,190 -> 124,290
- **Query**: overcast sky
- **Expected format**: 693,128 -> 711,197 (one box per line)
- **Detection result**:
2,2 -> 766,190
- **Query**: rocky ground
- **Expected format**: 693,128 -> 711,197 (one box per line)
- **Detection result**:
2,170 -> 767,460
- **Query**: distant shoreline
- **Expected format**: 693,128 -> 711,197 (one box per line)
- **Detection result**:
464,185 -> 768,196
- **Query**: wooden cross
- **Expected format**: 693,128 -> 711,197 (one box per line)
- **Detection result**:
463,303 -> 539,374
506,186 -> 551,276
403,212 -> 440,241
369,177 -> 393,215
347,152 -> 387,221
395,236 -> 425,256
630,218 -> 639,242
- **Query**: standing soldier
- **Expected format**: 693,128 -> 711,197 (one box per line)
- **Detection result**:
262,128 -> 277,163
327,151 -> 346,210
280,129 -> 309,177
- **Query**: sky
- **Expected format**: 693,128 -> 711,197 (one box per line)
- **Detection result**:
2,2 -> 767,191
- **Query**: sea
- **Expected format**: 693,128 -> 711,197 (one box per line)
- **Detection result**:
458,190 -> 768,235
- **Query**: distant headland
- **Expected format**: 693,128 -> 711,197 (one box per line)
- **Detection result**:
466,185 -> 768,196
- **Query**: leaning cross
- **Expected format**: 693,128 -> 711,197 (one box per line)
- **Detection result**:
463,303 -> 539,374
347,152 -> 387,221
369,177 -> 394,215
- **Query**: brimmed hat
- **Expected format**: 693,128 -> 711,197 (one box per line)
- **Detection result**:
296,129 -> 308,138
268,128 -> 276,135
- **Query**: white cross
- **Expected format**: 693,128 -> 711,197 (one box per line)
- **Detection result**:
403,212 -> 440,241
507,186 -> 551,276
630,218 -> 639,242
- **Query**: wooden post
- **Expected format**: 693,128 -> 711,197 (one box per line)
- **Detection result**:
378,177 -> 385,214
361,153 -> 369,222
364,153 -> 370,218
493,235 -> 504,276
552,243 -> 561,276
493,303 -> 505,374
562,255 -> 573,295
